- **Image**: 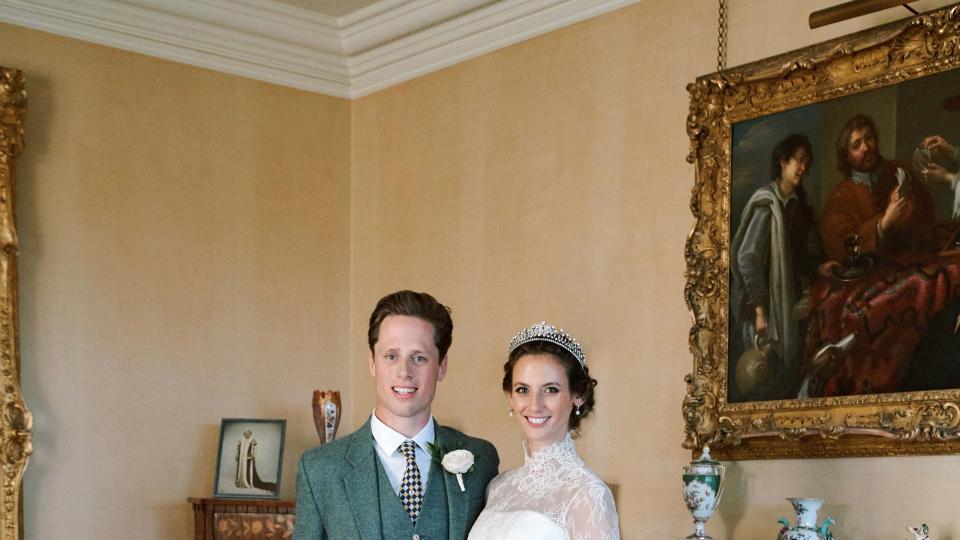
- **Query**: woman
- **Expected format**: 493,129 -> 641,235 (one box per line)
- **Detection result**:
469,321 -> 620,539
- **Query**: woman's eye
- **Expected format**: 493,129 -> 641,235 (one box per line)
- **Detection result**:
544,387 -> 559,394
515,387 -> 528,394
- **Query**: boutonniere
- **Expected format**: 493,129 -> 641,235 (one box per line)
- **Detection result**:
427,441 -> 475,492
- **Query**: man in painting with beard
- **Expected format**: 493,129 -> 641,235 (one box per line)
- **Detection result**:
806,114 -> 945,396
820,114 -> 936,264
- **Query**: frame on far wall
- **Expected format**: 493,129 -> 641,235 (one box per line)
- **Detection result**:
0,66 -> 31,539
213,418 -> 286,498
683,4 -> 960,459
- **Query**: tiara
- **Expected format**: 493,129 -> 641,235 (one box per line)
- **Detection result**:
508,321 -> 586,369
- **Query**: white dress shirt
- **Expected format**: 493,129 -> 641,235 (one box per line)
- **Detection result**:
370,412 -> 435,494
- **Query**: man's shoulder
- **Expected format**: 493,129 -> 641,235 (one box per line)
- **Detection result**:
824,176 -> 864,201
299,425 -> 368,469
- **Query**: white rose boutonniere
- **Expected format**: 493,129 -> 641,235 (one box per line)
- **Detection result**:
442,449 -> 474,492
427,441 -> 475,492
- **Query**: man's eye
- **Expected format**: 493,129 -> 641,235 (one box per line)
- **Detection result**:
413,355 -> 427,364
385,353 -> 397,361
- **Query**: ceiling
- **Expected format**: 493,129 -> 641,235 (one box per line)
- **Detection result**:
270,0 -> 382,18
0,0 -> 639,99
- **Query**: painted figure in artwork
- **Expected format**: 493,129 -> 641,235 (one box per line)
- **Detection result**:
804,116 -> 960,396
236,429 -> 257,489
730,134 -> 836,400
235,429 -> 276,492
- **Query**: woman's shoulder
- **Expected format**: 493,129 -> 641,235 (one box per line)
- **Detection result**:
569,463 -> 615,498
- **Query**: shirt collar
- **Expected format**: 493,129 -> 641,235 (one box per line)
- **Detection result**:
851,169 -> 879,190
771,181 -> 797,205
370,411 -> 436,455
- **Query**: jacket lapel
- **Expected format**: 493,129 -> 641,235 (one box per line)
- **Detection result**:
436,425 -> 468,540
342,419 -> 382,540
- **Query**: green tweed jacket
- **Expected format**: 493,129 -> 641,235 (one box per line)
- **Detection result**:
293,417 -> 499,540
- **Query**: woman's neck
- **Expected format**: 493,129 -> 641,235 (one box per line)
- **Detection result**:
526,432 -> 569,455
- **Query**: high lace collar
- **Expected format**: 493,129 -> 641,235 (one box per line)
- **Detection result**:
523,432 -> 579,466
509,433 -> 585,497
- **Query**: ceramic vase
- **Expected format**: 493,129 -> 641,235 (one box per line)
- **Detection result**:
777,498 -> 835,540
681,447 -> 725,540
312,389 -> 341,444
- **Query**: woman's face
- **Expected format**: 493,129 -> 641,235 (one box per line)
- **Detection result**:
779,147 -> 811,191
505,353 -> 583,453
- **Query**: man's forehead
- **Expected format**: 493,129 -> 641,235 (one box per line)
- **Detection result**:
375,315 -> 437,350
849,126 -> 876,141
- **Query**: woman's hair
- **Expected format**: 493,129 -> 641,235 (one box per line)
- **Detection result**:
502,340 -> 598,431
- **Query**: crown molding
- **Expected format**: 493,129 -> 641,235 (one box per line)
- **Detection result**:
0,0 -> 639,99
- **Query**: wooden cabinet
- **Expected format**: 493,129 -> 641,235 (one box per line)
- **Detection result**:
188,497 -> 295,540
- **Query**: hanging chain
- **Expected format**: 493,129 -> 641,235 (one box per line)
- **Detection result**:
717,0 -> 727,71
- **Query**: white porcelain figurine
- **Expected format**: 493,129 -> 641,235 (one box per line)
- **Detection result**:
907,524 -> 930,540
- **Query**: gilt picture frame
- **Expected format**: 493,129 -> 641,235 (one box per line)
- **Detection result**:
0,66 -> 31,538
683,4 -> 960,459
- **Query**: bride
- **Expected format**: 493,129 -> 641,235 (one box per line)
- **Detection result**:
469,321 -> 620,540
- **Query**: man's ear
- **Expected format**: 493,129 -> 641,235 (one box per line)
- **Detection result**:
368,351 -> 376,377
437,355 -> 448,381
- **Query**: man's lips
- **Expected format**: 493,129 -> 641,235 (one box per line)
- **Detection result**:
392,386 -> 417,398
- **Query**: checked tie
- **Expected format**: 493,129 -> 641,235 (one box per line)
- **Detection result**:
398,440 -> 423,524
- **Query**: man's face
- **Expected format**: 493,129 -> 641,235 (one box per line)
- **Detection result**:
779,147 -> 811,191
847,126 -> 879,173
369,315 -> 447,435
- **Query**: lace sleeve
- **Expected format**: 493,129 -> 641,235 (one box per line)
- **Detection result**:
564,480 -> 620,540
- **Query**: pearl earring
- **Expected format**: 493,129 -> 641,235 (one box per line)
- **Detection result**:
509,408 -> 513,417
574,405 -> 581,416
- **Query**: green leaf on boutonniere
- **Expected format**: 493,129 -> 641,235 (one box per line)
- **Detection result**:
426,440 -> 477,473
426,440 -> 445,464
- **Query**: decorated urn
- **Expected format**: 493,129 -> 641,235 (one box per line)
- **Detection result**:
312,389 -> 342,444
777,498 -> 835,540
682,447 -> 725,540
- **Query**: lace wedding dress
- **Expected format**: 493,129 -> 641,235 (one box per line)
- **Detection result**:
468,433 -> 620,540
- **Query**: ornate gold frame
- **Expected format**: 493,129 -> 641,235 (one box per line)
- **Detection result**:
0,66 -> 31,537
683,4 -> 960,459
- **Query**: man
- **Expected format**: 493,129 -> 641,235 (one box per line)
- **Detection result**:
294,290 -> 499,540
820,114 -> 936,263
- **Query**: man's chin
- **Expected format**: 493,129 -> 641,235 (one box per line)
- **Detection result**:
856,156 -> 879,172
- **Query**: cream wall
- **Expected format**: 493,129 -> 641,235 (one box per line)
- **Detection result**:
351,0 -> 960,538
0,23 -> 352,538
3,0 -> 960,538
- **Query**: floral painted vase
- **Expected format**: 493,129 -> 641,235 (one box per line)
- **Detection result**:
681,447 -> 725,540
777,498 -> 835,540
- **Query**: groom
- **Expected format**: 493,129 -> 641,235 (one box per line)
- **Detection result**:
294,290 -> 499,540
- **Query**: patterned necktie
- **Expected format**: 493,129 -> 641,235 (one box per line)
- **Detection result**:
398,440 -> 423,524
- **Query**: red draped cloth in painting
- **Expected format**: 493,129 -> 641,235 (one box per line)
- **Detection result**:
804,253 -> 960,396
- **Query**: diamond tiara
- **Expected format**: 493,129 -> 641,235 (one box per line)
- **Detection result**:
508,321 -> 586,369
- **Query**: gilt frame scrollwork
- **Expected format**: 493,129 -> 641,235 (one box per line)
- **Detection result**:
0,66 -> 31,537
684,4 -> 960,459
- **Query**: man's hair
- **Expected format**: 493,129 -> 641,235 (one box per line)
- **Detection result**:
367,290 -> 453,360
770,134 -> 813,180
835,114 -> 878,176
